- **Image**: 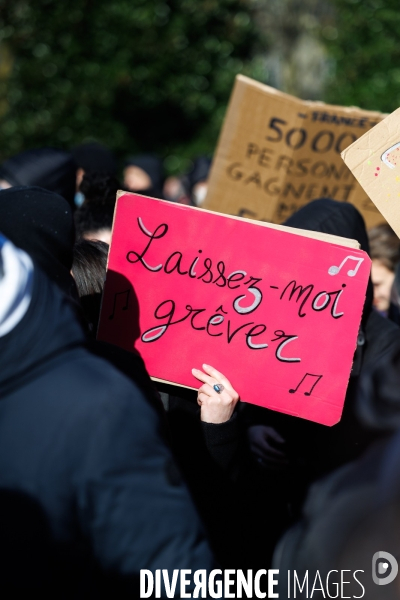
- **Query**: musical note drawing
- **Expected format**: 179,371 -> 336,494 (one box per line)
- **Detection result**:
289,373 -> 322,396
328,256 -> 364,277
381,142 -> 400,170
109,289 -> 130,320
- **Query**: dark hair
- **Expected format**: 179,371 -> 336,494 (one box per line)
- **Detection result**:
74,171 -> 118,238
74,202 -> 114,238
79,171 -> 120,205
369,223 -> 400,272
72,240 -> 109,334
72,239 -> 108,297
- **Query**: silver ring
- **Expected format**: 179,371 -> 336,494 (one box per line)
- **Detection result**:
213,384 -> 224,394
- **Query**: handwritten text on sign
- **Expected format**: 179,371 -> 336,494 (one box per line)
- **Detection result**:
97,193 -> 370,426
204,75 -> 384,229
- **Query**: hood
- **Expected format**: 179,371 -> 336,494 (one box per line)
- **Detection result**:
0,147 -> 76,208
0,186 -> 77,298
284,198 -> 370,253
284,198 -> 373,320
124,154 -> 164,198
0,241 -> 85,396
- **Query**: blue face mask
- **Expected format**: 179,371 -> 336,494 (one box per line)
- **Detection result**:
74,191 -> 85,207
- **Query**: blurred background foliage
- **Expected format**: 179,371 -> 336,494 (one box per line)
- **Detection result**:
0,0 -> 261,172
0,0 -> 400,172
324,0 -> 400,113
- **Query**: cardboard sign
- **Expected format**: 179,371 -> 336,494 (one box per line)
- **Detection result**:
97,192 -> 371,426
341,107 -> 400,238
203,75 -> 385,229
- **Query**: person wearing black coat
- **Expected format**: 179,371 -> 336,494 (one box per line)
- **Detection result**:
194,199 -> 400,568
273,350 -> 400,599
0,235 -> 214,598
243,199 -> 400,506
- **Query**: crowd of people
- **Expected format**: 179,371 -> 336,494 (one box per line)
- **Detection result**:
1,142 -> 400,599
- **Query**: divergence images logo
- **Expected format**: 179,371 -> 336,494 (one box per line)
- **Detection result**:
372,552 -> 399,586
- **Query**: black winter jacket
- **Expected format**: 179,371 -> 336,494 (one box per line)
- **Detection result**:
0,263 -> 213,598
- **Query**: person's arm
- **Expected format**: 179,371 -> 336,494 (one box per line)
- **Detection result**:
191,364 -> 242,475
192,365 -> 289,474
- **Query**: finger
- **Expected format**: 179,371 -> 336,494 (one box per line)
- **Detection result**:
192,368 -> 217,388
197,392 -> 209,406
198,383 -> 216,397
202,364 -> 234,391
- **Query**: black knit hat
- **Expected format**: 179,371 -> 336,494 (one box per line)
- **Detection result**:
0,186 -> 76,296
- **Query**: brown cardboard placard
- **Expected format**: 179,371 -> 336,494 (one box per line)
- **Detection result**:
204,75 -> 385,229
341,107 -> 400,238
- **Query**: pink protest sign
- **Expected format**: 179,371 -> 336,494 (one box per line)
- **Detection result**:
97,192 -> 371,426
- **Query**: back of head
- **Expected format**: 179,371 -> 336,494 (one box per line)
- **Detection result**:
74,172 -> 118,243
72,239 -> 108,297
72,143 -> 117,176
74,204 -> 114,243
284,198 -> 370,254
0,147 -> 76,208
72,239 -> 109,335
79,171 -> 119,206
0,186 -> 76,296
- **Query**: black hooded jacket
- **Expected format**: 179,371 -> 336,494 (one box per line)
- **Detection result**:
257,201 -> 400,485
235,200 -> 400,520
0,258 -> 213,597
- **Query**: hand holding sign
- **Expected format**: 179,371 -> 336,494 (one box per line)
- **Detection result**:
192,364 -> 240,424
